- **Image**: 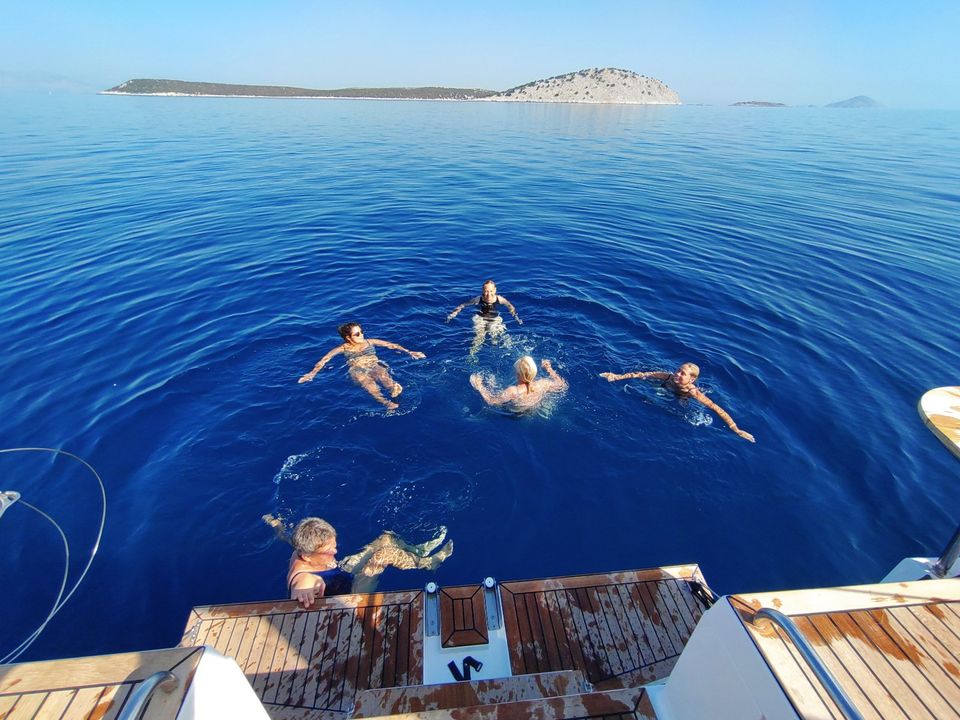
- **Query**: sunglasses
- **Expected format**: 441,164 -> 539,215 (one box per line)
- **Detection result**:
351,330 -> 363,337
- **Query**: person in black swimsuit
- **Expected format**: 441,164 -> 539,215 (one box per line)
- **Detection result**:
446,280 -> 521,356
298,322 -> 425,411
285,517 -> 453,608
600,362 -> 756,442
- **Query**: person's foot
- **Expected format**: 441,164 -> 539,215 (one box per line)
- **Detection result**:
418,526 -> 448,555
385,401 -> 399,411
427,539 -> 454,567
391,382 -> 403,398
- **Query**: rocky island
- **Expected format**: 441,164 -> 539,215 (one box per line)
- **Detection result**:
731,101 -> 787,107
490,68 -> 680,104
826,95 -> 880,108
104,68 -> 682,105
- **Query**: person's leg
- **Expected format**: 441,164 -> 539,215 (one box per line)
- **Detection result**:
372,364 -> 403,398
342,530 -> 454,593
351,369 -> 398,410
469,315 -> 487,357
488,316 -> 507,346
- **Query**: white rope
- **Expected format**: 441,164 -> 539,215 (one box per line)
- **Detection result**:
0,447 -> 107,663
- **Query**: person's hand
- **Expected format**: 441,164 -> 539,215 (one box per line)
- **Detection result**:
410,351 -> 426,360
737,429 -> 756,443
298,372 -> 316,384
293,582 -> 323,608
599,372 -> 619,382
445,312 -> 455,322
469,374 -> 484,391
540,359 -> 553,370
516,318 -> 523,325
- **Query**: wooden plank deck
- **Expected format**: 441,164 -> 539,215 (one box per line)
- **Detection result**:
355,687 -> 658,720
180,590 -> 423,720
351,670 -> 587,717
498,565 -> 707,689
734,578 -> 960,720
0,647 -> 202,720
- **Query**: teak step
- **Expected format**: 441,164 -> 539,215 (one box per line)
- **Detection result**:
355,686 -> 656,720
351,670 -> 589,717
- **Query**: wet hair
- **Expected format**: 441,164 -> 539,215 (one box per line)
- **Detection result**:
482,279 -> 496,291
338,322 -> 360,341
680,362 -> 700,381
515,356 -> 538,385
292,517 -> 337,555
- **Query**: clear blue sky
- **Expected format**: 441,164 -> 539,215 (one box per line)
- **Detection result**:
2,0 -> 958,108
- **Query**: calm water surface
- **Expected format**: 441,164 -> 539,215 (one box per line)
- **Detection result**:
1,95 -> 959,661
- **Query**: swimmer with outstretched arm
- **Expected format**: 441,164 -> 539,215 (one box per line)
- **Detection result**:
600,362 -> 755,442
447,279 -> 521,356
471,355 -> 567,411
298,322 -> 425,411
280,517 -> 453,608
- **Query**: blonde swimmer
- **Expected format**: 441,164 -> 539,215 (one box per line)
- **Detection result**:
470,355 -> 567,411
600,362 -> 755,442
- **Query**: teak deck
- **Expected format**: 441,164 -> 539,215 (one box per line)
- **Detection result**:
735,578 -> 960,720
179,566 -> 707,719
0,647 -> 202,720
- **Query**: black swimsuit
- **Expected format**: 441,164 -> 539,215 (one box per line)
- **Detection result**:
477,298 -> 500,319
289,567 -> 354,597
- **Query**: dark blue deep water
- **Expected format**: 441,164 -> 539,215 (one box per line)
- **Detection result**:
2,96 -> 959,662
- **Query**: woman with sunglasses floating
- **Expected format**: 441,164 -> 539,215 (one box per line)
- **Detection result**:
298,322 -> 425,410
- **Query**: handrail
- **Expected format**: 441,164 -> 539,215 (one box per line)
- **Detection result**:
931,524 -> 960,578
117,671 -> 178,720
753,608 -> 864,720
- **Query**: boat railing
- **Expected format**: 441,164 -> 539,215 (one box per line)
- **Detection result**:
932,524 -> 960,578
116,671 -> 178,720
752,608 -> 864,720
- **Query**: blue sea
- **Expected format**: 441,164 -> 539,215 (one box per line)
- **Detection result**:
1,95 -> 959,663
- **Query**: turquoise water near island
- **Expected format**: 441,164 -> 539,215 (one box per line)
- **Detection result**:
1,95 -> 959,661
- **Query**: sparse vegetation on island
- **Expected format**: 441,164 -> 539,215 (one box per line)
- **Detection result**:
731,101 -> 788,107
104,68 -> 682,105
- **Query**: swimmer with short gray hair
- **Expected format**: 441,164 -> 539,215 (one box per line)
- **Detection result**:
470,355 -> 567,411
281,516 -> 453,608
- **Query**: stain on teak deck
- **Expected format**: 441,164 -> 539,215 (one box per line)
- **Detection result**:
180,566 -> 706,719
499,566 -> 706,689
735,578 -> 960,720
180,590 -> 423,719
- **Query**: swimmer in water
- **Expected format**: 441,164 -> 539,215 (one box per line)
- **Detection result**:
470,355 -> 567,411
298,322 -> 425,411
279,516 -> 454,608
446,280 -> 521,356
600,362 -> 756,442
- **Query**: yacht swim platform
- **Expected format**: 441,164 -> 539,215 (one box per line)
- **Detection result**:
176,565 -> 707,719
3,567 -> 960,719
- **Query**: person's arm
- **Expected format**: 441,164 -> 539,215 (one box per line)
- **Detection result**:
298,346 -> 344,383
446,296 -> 480,322
469,374 -> 512,406
288,569 -> 325,608
370,338 -> 426,359
691,389 -> 756,442
599,370 -> 669,382
540,359 -> 568,391
498,295 -> 522,324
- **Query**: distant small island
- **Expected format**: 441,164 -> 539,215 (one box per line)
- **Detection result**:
103,68 -> 682,105
731,101 -> 787,107
826,95 -> 880,108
